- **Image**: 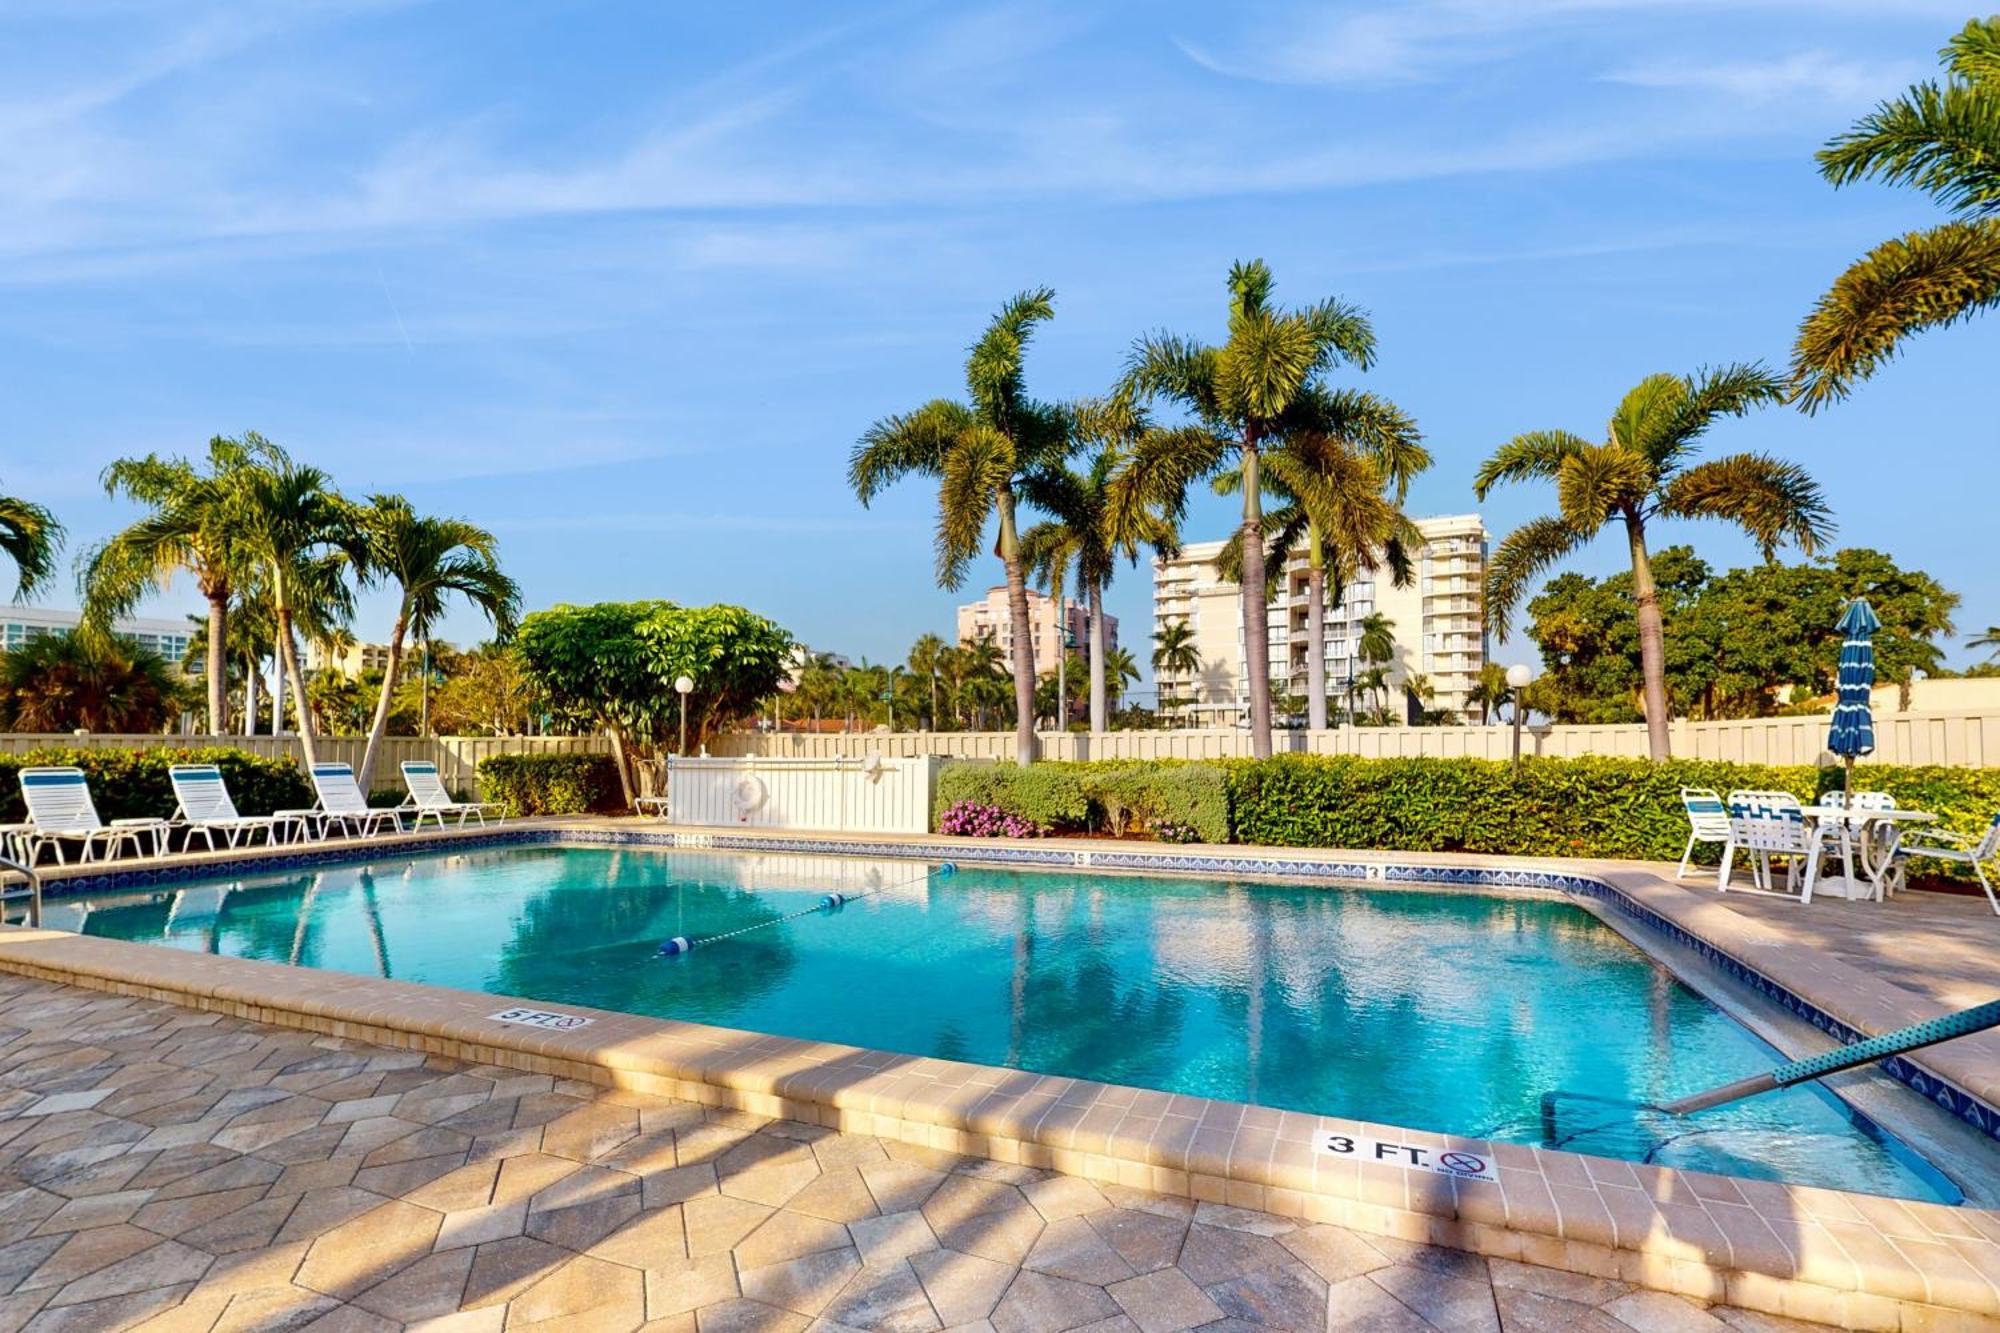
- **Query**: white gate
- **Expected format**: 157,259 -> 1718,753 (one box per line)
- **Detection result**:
665,756 -> 939,835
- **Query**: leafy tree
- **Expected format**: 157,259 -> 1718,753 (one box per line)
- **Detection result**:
81,437 -> 268,735
1476,365 -> 1832,759
429,643 -> 539,736
0,480 -> 61,601
1021,400 -> 1179,732
352,496 -> 520,792
1523,546 -> 1958,721
1792,19 -> 2000,409
851,289 -> 1071,767
1151,619 -> 1199,725
516,601 -> 791,805
0,633 -> 192,733
1115,260 -> 1379,758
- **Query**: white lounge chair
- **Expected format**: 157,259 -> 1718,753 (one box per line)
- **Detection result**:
1893,812 -> 2000,916
169,764 -> 314,851
309,763 -> 403,838
398,761 -> 502,830
1676,787 -> 1731,879
16,767 -> 169,865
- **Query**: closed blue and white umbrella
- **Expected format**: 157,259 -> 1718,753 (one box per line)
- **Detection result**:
1827,598 -> 1880,766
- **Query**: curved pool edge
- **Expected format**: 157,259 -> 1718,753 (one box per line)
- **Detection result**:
5,825 -> 1998,1328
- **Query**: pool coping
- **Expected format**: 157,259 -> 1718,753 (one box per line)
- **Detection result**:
5,820 -> 1999,1328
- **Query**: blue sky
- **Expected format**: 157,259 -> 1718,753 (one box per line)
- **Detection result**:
4,0 -> 1996,685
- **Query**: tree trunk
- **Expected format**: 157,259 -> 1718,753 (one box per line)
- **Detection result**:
1055,589 -> 1066,732
1305,533 -> 1328,732
244,651 -> 259,736
607,727 -> 637,811
996,484 -> 1038,768
1088,583 -> 1108,733
357,608 -> 409,797
275,609 -> 319,768
1625,516 -> 1672,761
271,648 -> 285,737
204,590 -> 228,736
1238,436 -> 1273,759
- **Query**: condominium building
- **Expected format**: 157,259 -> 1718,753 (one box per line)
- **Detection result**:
1150,514 -> 1490,726
0,605 -> 195,664
955,585 -> 1118,668
303,639 -> 395,677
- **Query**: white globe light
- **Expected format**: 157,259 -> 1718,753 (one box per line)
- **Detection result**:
674,675 -> 695,695
1505,663 -> 1533,690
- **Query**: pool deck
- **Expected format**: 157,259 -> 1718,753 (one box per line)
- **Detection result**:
1,819 -> 1996,1330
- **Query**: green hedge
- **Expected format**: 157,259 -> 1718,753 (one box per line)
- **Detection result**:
937,755 -> 2000,883
478,753 -> 625,817
0,747 -> 312,824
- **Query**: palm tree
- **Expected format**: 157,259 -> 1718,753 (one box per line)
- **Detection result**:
236,448 -> 361,767
1151,620 -> 1200,726
1352,612 -> 1397,721
0,480 -> 61,601
1021,402 -> 1179,733
851,290 -> 1072,767
1475,365 -> 1832,759
354,496 -> 520,793
0,632 -> 190,734
1215,405 -> 1428,731
907,634 -> 947,729
1104,646 -> 1141,712
80,437 -> 267,735
1968,627 -> 2000,662
1792,18 -> 2000,410
956,634 -> 1009,729
1115,260 -> 1378,758
1468,662 -> 1512,726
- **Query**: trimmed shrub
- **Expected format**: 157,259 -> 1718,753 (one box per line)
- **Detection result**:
935,762 -> 1090,830
478,753 -> 625,817
0,747 -> 311,824
939,800 -> 1042,838
1080,763 -> 1230,844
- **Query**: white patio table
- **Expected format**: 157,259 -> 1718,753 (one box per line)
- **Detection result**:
1798,805 -> 1937,902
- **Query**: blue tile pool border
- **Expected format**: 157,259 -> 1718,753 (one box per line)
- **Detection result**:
31,824 -> 1998,1146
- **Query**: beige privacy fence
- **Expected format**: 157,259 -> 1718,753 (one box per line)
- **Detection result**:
711,710 -> 2000,768
666,756 -> 940,834
0,734 -> 610,796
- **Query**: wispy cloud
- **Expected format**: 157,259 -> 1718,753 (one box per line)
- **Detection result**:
1602,51 -> 1922,104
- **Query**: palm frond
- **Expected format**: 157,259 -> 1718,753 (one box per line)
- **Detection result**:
1791,219 -> 2000,410
1121,333 -> 1219,417
1819,77 -> 2000,217
1485,516 -> 1594,641
934,425 -> 1015,589
1947,16 -> 2000,90
850,399 -> 971,504
1654,452 -> 1836,559
0,489 -> 62,599
1107,424 -> 1228,533
1555,446 -> 1648,528
1297,387 -> 1428,500
1227,259 -> 1274,319
965,288 -> 1056,422
1637,363 -> 1786,472
1471,430 -> 1593,500
1217,309 -> 1321,422
1298,297 -> 1377,373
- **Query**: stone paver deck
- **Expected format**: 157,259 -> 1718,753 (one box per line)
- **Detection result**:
0,971 -> 1842,1333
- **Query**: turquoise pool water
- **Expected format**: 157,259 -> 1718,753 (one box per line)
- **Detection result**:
77,845 -> 1958,1201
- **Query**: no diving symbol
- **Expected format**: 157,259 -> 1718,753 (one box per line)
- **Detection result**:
1439,1151 -> 1488,1177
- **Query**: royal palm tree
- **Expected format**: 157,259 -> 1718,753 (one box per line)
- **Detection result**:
1104,646 -> 1141,712
1215,404 -> 1428,730
80,437 -> 268,735
1115,260 -> 1378,758
1792,18 -> 2000,410
851,290 -> 1072,767
0,480 -> 61,601
1151,620 -> 1200,726
354,496 -> 520,793
1475,366 -> 1832,759
237,448 -> 362,767
1021,402 -> 1179,732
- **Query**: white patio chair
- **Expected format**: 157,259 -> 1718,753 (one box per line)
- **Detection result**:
1892,812 -> 2000,916
398,761 -> 502,830
168,764 -> 314,851
308,763 -> 403,838
16,767 -> 169,865
1720,790 -> 1834,901
1676,787 -> 1732,879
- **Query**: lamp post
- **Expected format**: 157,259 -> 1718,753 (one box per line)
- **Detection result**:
675,675 -> 694,756
1506,663 -> 1533,767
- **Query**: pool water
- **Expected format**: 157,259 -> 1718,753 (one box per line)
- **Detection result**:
78,845 -> 1958,1201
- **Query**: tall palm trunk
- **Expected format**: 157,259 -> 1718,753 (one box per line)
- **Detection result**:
1624,515 -> 1672,761
1088,584 -> 1108,733
271,568 -> 319,767
243,651 -> 259,735
996,484 -> 1038,767
1238,435 -> 1273,758
357,610 -> 409,795
271,648 -> 285,737
1305,527 -> 1328,732
204,588 -> 228,736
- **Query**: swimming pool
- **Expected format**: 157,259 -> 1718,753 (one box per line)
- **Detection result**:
75,843 -> 1959,1202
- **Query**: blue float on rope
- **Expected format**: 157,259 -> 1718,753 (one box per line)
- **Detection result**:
820,892 -> 847,910
937,861 -> 956,876
657,936 -> 692,957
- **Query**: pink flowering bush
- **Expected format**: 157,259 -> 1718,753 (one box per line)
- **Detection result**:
939,800 -> 1041,839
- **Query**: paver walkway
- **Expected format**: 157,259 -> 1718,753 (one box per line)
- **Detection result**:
0,972 -> 1837,1333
